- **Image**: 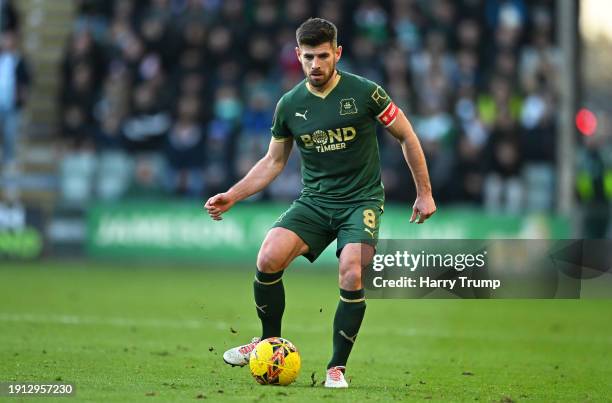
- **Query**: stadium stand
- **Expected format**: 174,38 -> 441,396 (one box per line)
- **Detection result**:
4,0 -> 608,224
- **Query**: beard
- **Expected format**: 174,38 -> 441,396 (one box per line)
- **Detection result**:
307,61 -> 337,88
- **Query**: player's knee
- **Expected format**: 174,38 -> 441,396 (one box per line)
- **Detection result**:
339,263 -> 362,289
257,249 -> 287,273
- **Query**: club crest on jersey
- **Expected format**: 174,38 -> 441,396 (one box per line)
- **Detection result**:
339,98 -> 358,115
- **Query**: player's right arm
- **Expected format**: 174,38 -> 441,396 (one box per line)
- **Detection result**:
366,81 -> 436,224
204,138 -> 293,221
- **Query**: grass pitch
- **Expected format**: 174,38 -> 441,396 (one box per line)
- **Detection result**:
1,262 -> 611,402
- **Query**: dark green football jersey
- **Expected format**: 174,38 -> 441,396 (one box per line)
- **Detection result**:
271,70 -> 398,207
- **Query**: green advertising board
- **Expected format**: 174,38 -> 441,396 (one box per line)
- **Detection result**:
0,228 -> 44,259
0,204 -> 45,260
86,201 -> 571,263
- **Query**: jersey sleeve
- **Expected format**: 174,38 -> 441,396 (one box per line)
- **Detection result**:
366,82 -> 399,128
270,96 -> 292,142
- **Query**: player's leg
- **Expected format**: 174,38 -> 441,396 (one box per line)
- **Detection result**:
254,227 -> 308,339
223,228 -> 307,367
325,205 -> 381,387
325,243 -> 374,387
255,199 -> 335,340
223,199 -> 334,367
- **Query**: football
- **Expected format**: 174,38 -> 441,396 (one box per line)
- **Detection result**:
249,337 -> 301,386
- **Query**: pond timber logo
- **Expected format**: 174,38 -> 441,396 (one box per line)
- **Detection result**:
300,126 -> 357,153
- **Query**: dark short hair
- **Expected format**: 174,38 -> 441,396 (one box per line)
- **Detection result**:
296,18 -> 337,47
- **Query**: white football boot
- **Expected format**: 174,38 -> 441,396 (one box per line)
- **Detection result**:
222,337 -> 260,367
324,366 -> 349,388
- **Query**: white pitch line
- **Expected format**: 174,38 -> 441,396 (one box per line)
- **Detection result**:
0,313 -> 610,346
0,313 -> 205,329
0,313 -> 330,334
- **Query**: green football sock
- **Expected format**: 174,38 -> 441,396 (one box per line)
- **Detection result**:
254,270 -> 285,339
327,288 -> 366,369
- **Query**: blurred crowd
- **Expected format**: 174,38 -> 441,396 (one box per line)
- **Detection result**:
57,0 -> 565,212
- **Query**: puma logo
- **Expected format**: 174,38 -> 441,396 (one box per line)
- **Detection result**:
364,228 -> 376,238
255,304 -> 268,314
339,330 -> 357,344
295,110 -> 308,120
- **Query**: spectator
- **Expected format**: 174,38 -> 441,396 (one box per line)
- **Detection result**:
250,0 -> 280,34
454,83 -> 488,203
139,14 -> 175,70
520,80 -> 555,211
144,0 -> 173,22
478,76 -> 522,130
178,19 -> 207,54
346,35 -> 383,83
62,63 -> 97,118
576,117 -> 612,238
204,85 -> 241,195
411,30 -> 456,112
74,0 -> 114,39
354,0 -> 389,46
391,0 -> 423,53
277,27 -> 302,77
452,49 -> 479,90
111,0 -> 138,27
520,83 -> 555,163
456,18 -> 481,52
206,25 -> 235,67
519,30 -> 560,92
428,0 -> 457,46
93,111 -> 124,151
176,0 -> 215,29
61,104 -> 95,148
285,0 -> 311,27
93,67 -> 131,132
122,83 -> 171,152
484,111 -> 524,214
164,95 -> 205,197
414,103 -> 456,202
62,29 -> 106,91
268,149 -> 302,201
383,45 -> 412,110
0,0 -> 19,32
237,87 -> 274,182
485,0 -> 528,32
0,30 -> 30,168
247,33 -> 275,75
126,153 -> 166,199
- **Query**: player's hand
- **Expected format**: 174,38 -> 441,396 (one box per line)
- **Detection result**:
204,192 -> 236,221
410,194 -> 436,224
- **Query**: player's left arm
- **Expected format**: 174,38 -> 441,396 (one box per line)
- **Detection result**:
385,107 -> 437,224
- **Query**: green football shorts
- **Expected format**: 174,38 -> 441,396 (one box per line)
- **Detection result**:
272,198 -> 383,262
